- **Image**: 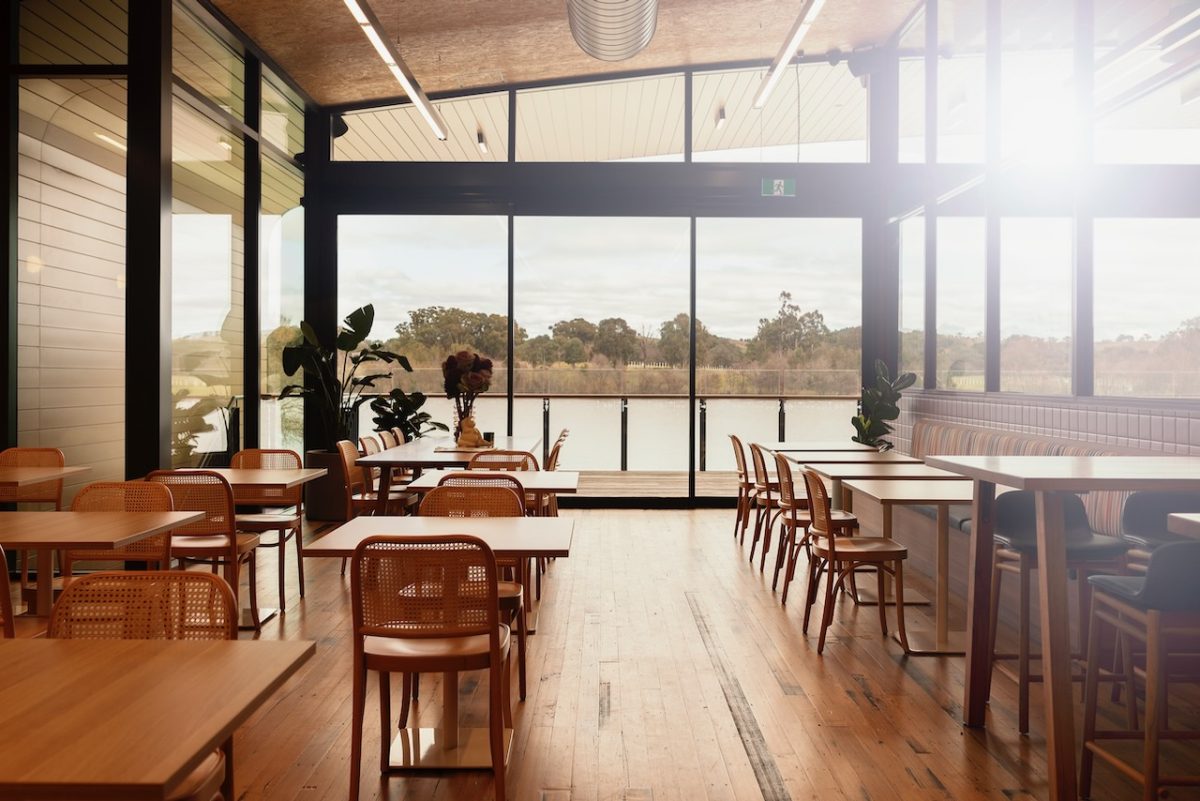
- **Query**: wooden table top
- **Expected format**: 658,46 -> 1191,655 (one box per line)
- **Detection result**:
0,638 -> 314,800
782,450 -> 922,465
358,436 -> 543,469
0,465 -> 91,487
924,455 -> 1200,491
842,479 -> 978,505
305,515 -> 575,559
0,511 -> 203,549
1167,513 -> 1200,540
199,467 -> 327,488
803,463 -> 968,481
758,440 -> 876,452
404,470 -> 581,494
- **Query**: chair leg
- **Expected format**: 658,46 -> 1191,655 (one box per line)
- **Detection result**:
412,672 -> 420,700
294,526 -> 306,598
1143,614 -> 1165,801
892,561 -> 909,652
1079,596 -> 1103,799
1018,558 -> 1031,735
277,530 -> 287,609
802,557 -> 822,634
349,659 -> 366,801
772,523 -> 791,591
398,673 -> 412,727
875,566 -> 889,637
246,552 -> 261,633
1121,628 -> 1139,729
489,664 -> 508,801
989,557 -> 1003,676
734,488 -> 745,538
516,601 -> 528,701
378,671 -> 391,772
748,504 -> 762,564
817,561 -> 840,654
759,509 -> 780,573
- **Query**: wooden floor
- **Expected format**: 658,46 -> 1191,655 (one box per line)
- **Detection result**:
226,510 -> 1198,801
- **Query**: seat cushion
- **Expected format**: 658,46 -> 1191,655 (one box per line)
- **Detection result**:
364,625 -> 510,667
1120,532 -> 1187,550
235,512 -> 300,526
995,532 -> 1130,560
1087,575 -> 1147,606
497,580 -> 522,600
814,536 -> 906,560
172,532 -> 260,555
166,748 -> 225,801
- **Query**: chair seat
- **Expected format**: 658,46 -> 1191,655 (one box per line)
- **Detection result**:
1087,575 -> 1149,607
498,580 -> 522,600
172,532 -> 260,556
364,625 -> 510,672
814,536 -> 907,561
236,512 -> 300,529
1121,532 -> 1188,550
996,532 -> 1130,561
167,749 -> 225,801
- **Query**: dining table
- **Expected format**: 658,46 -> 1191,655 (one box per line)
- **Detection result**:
778,450 -> 922,464
357,435 -> 543,515
842,479 -> 978,655
757,440 -> 877,452
1167,512 -> 1200,539
0,638 -> 314,800
0,465 -> 91,488
306,515 -> 573,770
0,510 -> 203,616
923,454 -> 1200,801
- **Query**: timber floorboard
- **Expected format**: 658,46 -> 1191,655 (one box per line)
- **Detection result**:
215,510 -> 1198,801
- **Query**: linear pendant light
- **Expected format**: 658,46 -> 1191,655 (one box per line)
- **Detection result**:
343,0 -> 447,140
753,0 -> 827,108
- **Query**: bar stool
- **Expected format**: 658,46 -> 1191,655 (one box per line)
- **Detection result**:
1080,540 -> 1200,801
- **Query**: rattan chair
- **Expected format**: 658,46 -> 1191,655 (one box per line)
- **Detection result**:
802,468 -> 909,654
773,452 -> 856,605
747,443 -> 782,570
62,481 -> 175,577
1080,541 -> 1200,800
229,449 -> 305,605
469,449 -> 540,471
49,570 -> 237,801
336,440 -> 415,518
146,470 -> 261,632
349,536 -> 511,801
420,484 -> 529,700
988,490 -> 1130,734
730,435 -> 754,541
1,447 -> 66,604
1119,491 -> 1200,574
389,427 -> 407,444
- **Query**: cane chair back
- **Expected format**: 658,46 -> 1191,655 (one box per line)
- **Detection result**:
359,435 -> 380,455
469,450 -> 539,471
379,430 -> 398,449
730,435 -> 750,485
337,439 -> 368,498
748,443 -> 774,495
421,486 -> 524,518
802,469 -> 837,556
48,571 -> 237,640
390,427 -> 408,444
229,449 -> 302,508
146,471 -> 236,541
63,481 -> 175,572
545,439 -> 565,471
0,447 -> 66,508
773,453 -> 805,514
0,545 -> 13,638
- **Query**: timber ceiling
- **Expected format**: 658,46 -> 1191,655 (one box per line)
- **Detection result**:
210,0 -> 921,107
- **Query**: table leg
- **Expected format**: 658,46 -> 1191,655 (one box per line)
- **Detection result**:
442,671 -> 458,749
1035,490 -> 1078,801
34,546 -> 53,616
900,502 -> 966,656
853,503 -> 930,608
963,480 -> 996,727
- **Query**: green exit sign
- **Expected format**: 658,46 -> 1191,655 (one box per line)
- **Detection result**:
762,178 -> 796,197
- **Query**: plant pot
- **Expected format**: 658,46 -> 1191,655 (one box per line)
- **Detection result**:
304,449 -> 348,522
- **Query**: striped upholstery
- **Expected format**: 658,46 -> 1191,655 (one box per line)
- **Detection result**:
910,420 -> 1136,536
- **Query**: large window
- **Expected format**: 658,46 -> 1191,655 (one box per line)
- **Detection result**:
1094,219 -> 1200,397
514,218 -> 690,472
1000,218 -> 1072,393
936,217 -> 986,390
899,216 -> 925,385
260,155 -> 304,452
937,0 -> 985,163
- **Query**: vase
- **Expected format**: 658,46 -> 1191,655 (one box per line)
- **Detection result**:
453,403 -> 476,440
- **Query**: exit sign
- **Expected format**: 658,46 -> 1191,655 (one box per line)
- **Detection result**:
762,178 -> 796,197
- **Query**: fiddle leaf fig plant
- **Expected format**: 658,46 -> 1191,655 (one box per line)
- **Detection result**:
369,388 -> 448,442
851,359 -> 917,451
280,304 -> 412,451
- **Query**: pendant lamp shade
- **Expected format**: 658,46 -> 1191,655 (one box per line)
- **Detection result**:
567,0 -> 659,61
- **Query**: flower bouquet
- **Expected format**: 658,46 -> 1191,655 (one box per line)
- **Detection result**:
442,350 -> 493,439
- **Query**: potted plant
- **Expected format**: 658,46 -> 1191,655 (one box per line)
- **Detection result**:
369,388 -> 448,441
280,304 -> 410,519
851,359 -> 917,451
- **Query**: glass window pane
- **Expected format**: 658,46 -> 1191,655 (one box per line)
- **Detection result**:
517,75 -> 684,162
173,3 -> 245,120
172,98 -> 245,467
692,63 -> 868,163
898,8 -> 925,164
261,155 -> 304,452
1000,218 -> 1072,393
335,92 -> 508,162
337,215 -> 509,437
1094,219 -> 1200,397
936,217 -> 986,389
17,78 -> 127,496
899,216 -> 925,385
262,68 -> 305,158
938,0 -> 985,163
514,217 -> 690,477
19,0 -> 127,65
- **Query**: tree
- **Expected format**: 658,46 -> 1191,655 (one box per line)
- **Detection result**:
517,334 -> 561,366
657,312 -> 717,367
394,306 -> 523,359
748,291 -> 829,361
551,318 -> 597,346
594,317 -> 640,365
560,337 -> 587,365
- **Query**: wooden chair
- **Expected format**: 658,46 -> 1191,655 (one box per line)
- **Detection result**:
379,430 -> 399,448
62,481 -> 175,577
988,490 -> 1130,733
0,447 -> 66,603
1119,491 -> 1200,574
801,468 -> 909,654
336,440 -> 415,518
773,453 -> 856,605
421,484 -> 529,700
349,536 -> 511,801
1080,541 -> 1200,800
469,450 -> 540,471
229,449 -> 305,606
729,435 -> 754,542
747,443 -> 782,571
146,470 -> 261,632
49,570 -> 237,801
389,426 -> 408,444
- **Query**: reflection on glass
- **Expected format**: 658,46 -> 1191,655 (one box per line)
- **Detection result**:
1000,218 -> 1072,393
937,0 -> 985,163
173,3 -> 245,120
936,217 -> 985,390
262,69 -> 305,157
261,155 -> 304,451
514,217 -> 690,473
1094,219 -> 1200,397
172,99 -> 245,467
897,7 -> 925,163
19,0 -> 127,65
338,215 -> 509,436
899,216 -> 925,384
